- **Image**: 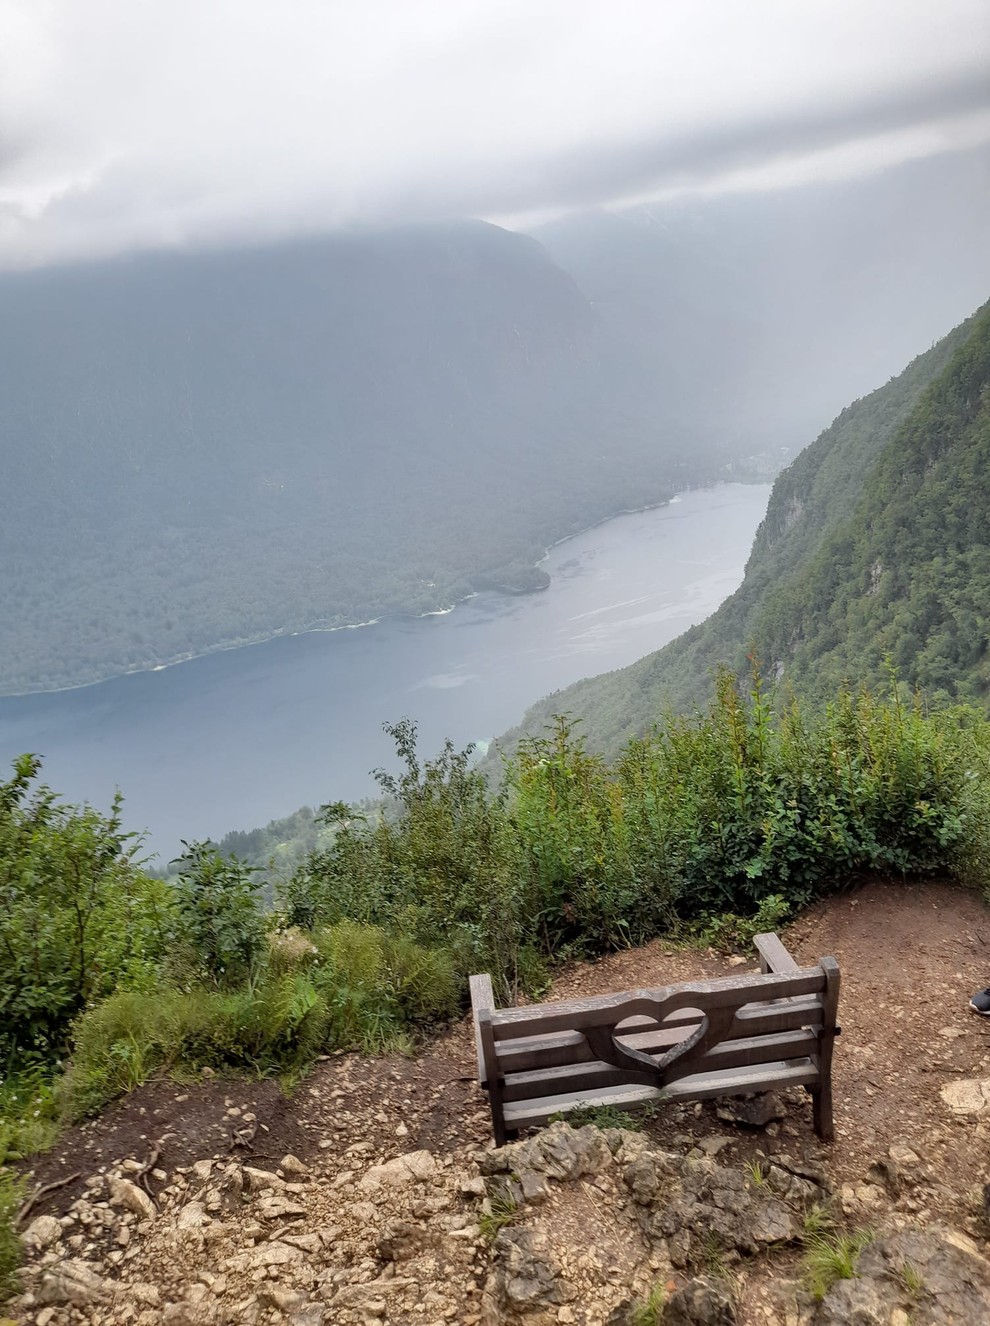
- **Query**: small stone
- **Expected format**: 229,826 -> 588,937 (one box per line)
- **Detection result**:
280,1154 -> 309,1178
716,1093 -> 785,1128
109,1177 -> 156,1222
698,1134 -> 733,1157
177,1202 -> 210,1230
22,1214 -> 63,1251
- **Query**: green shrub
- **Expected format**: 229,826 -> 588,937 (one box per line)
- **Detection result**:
58,919 -> 460,1116
0,1168 -> 23,1306
0,1070 -> 60,1166
694,894 -> 791,954
169,842 -> 267,988
0,755 -> 173,1066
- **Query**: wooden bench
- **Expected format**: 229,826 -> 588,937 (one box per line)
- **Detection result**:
470,933 -> 839,1147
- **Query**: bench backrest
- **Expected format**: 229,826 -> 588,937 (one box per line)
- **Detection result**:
475,963 -> 833,1097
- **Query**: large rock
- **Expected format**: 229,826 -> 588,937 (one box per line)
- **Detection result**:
483,1123 -> 612,1182
35,1260 -> 110,1307
21,1214 -> 62,1251
939,1078 -> 990,1115
665,1276 -> 736,1325
358,1150 -> 438,1191
815,1226 -> 990,1325
623,1148 -> 806,1259
491,1228 -> 561,1312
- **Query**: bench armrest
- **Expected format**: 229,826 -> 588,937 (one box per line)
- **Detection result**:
469,973 -> 496,1087
753,932 -> 800,974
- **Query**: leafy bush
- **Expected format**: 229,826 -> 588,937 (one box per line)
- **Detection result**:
58,921 -> 460,1117
285,721 -> 528,994
0,755 -> 173,1066
169,842 -> 267,988
0,1168 -> 22,1306
0,1071 -> 60,1166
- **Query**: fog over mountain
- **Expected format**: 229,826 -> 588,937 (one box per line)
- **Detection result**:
2,2 -> 987,268
1,2 -> 988,698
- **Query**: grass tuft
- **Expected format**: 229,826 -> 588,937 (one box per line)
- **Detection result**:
628,1281 -> 666,1326
802,1228 -> 872,1300
478,1185 -> 518,1243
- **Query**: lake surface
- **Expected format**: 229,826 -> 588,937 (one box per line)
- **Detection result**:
0,483 -> 770,860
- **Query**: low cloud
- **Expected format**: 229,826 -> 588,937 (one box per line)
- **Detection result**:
0,0 -> 987,267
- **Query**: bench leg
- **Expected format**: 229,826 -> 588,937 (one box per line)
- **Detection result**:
811,1081 -> 834,1142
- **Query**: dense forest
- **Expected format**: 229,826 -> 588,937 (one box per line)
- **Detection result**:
500,299 -> 990,758
0,222 -> 711,695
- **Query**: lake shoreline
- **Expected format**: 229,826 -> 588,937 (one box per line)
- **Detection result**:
0,486 -> 719,701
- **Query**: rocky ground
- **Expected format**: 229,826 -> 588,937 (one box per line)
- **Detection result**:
8,877 -> 990,1325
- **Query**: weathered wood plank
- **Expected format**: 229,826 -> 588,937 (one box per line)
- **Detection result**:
492,994 -> 825,1075
489,968 -> 825,1039
469,973 -> 496,1087
754,932 -> 800,974
500,1028 -> 819,1101
502,1059 -> 818,1129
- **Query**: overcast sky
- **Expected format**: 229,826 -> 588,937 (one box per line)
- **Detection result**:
1,0 -> 988,269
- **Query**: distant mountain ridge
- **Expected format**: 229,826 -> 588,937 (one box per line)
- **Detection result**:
498,299 -> 990,756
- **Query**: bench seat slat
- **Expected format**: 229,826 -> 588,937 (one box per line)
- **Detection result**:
494,996 -> 825,1075
500,1028 -> 819,1102
502,1059 -> 819,1130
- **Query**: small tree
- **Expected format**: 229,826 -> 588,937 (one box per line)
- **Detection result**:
0,755 -> 163,1067
171,842 -> 266,987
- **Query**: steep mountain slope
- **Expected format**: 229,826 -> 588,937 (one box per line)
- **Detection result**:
501,300 -> 990,756
0,222 -> 704,694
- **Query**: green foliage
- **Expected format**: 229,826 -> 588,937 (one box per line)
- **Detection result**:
695,896 -> 791,954
0,1168 -> 23,1306
0,755 -> 171,1066
802,1229 -> 873,1300
478,1185 -> 518,1243
0,1071 -> 60,1167
286,721 -> 528,995
628,1282 -> 666,1326
552,1104 -> 649,1132
57,920 -> 460,1118
501,300 -> 990,758
169,843 -> 266,988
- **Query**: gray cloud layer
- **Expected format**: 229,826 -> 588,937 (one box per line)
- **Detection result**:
0,0 -> 988,267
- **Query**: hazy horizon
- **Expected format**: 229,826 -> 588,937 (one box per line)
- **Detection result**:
1,0 -> 988,271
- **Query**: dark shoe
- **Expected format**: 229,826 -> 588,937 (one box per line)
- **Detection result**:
970,989 -> 990,1016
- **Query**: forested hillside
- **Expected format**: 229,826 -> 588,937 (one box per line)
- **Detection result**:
0,222 -> 705,694
500,299 -> 990,756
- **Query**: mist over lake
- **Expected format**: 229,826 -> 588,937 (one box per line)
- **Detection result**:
0,484 -> 768,859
